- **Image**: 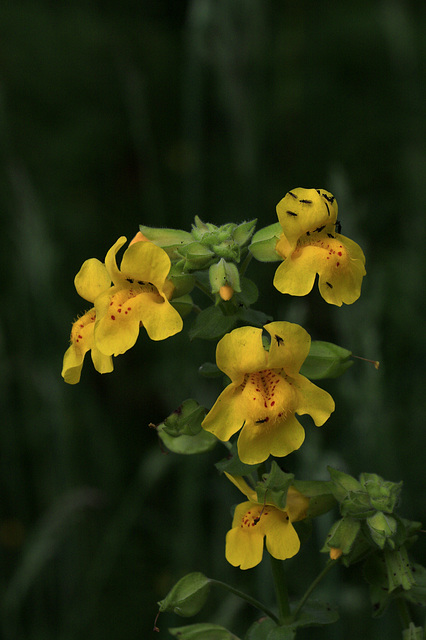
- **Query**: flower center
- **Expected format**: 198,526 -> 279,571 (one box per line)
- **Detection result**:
71,309 -> 96,344
240,369 -> 297,424
295,234 -> 348,269
240,505 -> 272,529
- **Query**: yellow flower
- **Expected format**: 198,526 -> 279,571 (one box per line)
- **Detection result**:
62,258 -> 113,384
201,321 -> 334,464
273,188 -> 366,306
225,474 -> 309,570
93,236 -> 183,356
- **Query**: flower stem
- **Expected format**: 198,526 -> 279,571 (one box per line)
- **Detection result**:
269,556 -> 291,622
209,579 -> 279,624
239,251 -> 253,277
396,597 -> 412,630
292,558 -> 338,621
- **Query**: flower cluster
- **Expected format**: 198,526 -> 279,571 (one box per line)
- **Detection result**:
62,235 -> 183,384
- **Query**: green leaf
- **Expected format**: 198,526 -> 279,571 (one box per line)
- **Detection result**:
189,306 -> 237,340
215,441 -> 260,476
245,618 -> 277,639
327,467 -> 363,501
289,600 -> 339,629
236,277 -> 259,306
292,480 -> 336,518
405,563 -> 426,606
161,399 -> 206,437
158,572 -> 210,617
299,341 -> 353,380
236,307 -> 273,328
157,424 -> 218,455
168,623 -> 241,639
198,362 -> 222,378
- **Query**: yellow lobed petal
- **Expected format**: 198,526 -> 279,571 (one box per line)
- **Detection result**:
285,487 -> 310,522
120,240 -> 173,293
276,188 -> 338,251
225,524 -> 264,570
293,373 -> 335,426
215,326 -> 268,383
74,258 -> 112,303
273,245 -> 319,297
201,384 -> 247,442
105,236 -> 127,286
264,321 -> 311,376
61,308 -> 113,384
264,510 -> 301,561
237,412 -> 305,465
224,473 -> 257,502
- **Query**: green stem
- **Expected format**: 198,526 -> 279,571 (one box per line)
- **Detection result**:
210,579 -> 279,624
292,558 -> 338,621
239,251 -> 253,277
194,280 -> 215,301
396,597 -> 412,630
270,556 -> 291,622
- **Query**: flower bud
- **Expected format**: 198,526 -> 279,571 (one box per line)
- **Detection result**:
249,222 -> 282,262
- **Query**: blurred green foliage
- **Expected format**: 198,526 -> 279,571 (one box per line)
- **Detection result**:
0,1 -> 425,638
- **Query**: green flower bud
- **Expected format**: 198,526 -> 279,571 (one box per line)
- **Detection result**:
161,399 -> 206,437
328,467 -> 363,501
233,219 -> 257,246
249,222 -> 282,262
366,512 -> 398,549
360,472 -> 402,513
157,572 -> 210,617
211,241 -> 241,262
322,517 -> 361,556
139,225 -> 192,258
178,242 -> 215,269
340,492 -> 376,519
209,259 -> 241,295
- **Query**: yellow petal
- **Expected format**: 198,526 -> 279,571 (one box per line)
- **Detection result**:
201,384 -> 247,442
294,374 -> 335,426
264,513 -> 300,561
226,502 -> 266,569
273,246 -> 318,296
264,321 -> 311,375
285,487 -> 310,522
74,258 -> 111,303
120,241 -> 172,292
224,473 -> 257,502
236,413 -> 305,465
138,294 -> 183,341
215,326 -> 268,383
90,347 -> 113,375
94,287 -> 141,356
61,343 -> 85,384
276,188 -> 338,250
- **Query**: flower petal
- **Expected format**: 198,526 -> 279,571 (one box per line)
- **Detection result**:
237,413 -> 305,465
74,258 -> 111,303
138,294 -> 183,341
105,236 -> 127,286
264,513 -> 300,561
216,326 -> 267,383
264,321 -> 311,375
224,473 -> 257,502
94,287 -> 141,356
226,503 -> 265,570
273,246 -> 318,296
120,241 -> 172,292
201,385 -> 246,441
294,374 -> 335,426
285,487 -> 310,522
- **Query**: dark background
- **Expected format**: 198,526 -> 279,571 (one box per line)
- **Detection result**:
1,1 -> 425,638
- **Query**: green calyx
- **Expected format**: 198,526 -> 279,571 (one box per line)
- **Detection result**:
249,222 -> 282,262
209,259 -> 241,295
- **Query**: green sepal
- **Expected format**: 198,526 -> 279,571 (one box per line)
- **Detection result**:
169,623 -> 240,640
255,461 -> 294,510
359,472 -> 402,514
404,562 -> 426,607
402,624 -> 424,640
383,546 -> 416,592
249,222 -> 282,262
168,264 -> 196,298
299,341 -> 352,380
215,441 -> 260,476
321,517 -> 361,555
198,362 -> 222,378
327,467 -> 363,501
209,259 -> 241,294
178,242 -> 216,269
189,306 -> 237,340
366,512 -> 397,550
340,492 -> 377,519
171,294 -> 193,318
158,572 -> 210,617
161,399 -> 206,437
233,219 -> 257,246
292,480 -> 336,518
139,225 -> 193,258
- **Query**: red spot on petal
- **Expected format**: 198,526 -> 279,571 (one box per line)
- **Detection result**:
78,335 -> 83,340
271,401 -> 275,407
111,315 -> 115,320
338,251 -> 342,256
336,262 -> 340,267
118,308 -> 122,313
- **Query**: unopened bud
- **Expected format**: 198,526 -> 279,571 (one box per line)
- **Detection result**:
219,285 -> 234,301
329,547 -> 343,560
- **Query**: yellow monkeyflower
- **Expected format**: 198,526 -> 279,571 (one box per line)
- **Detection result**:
273,188 -> 366,306
225,474 -> 309,570
93,236 -> 183,356
201,321 -> 334,465
62,259 -> 113,384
